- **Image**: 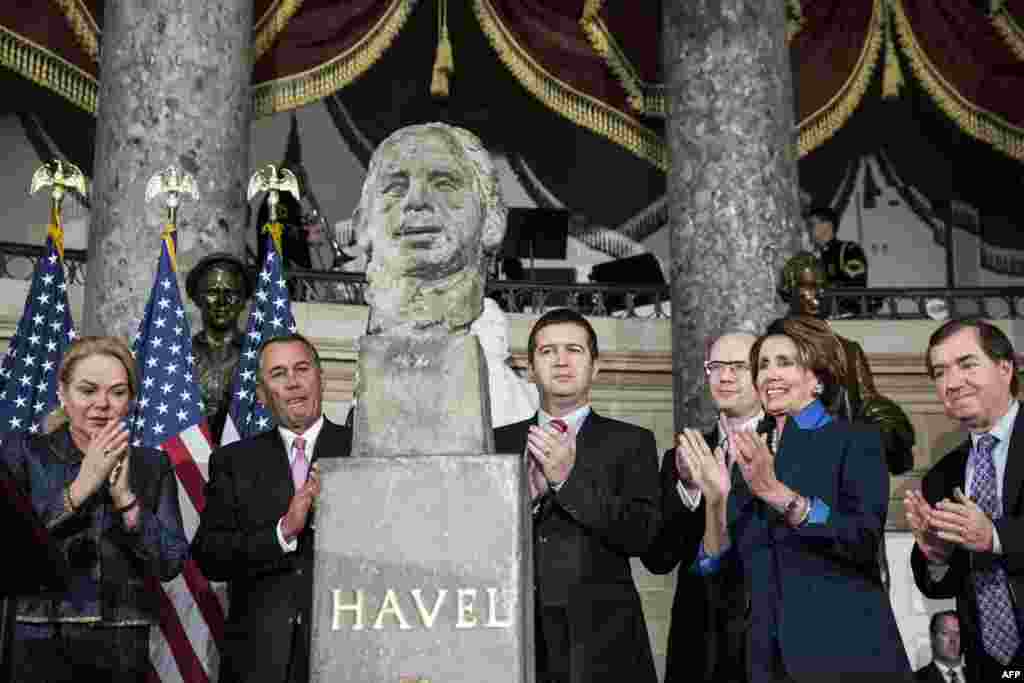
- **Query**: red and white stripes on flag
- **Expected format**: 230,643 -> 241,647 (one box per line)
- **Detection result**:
146,422 -> 226,683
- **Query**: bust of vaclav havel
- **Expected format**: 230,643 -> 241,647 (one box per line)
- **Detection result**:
353,122 -> 507,337
350,122 -> 507,456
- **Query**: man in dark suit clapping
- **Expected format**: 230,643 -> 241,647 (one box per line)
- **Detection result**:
916,611 -> 967,682
908,319 -> 1023,682
493,308 -> 660,683
642,331 -> 761,682
193,334 -> 352,683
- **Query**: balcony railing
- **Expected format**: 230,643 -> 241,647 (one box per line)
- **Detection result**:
3,241 -> 1023,320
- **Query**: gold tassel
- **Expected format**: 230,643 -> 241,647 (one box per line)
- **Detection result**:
882,3 -> 905,99
430,0 -> 453,98
265,221 -> 285,257
47,201 -> 65,261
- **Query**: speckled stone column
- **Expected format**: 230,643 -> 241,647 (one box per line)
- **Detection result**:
83,0 -> 254,337
663,1 -> 804,429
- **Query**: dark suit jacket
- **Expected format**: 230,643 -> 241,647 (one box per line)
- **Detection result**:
914,661 -> 966,682
911,402 -> 1024,681
493,411 -> 660,683
642,427 -> 748,683
192,418 -> 352,683
725,416 -> 910,681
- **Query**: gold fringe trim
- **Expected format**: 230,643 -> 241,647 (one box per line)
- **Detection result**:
50,0 -> 99,62
473,0 -> 667,170
581,0 -> 605,21
578,12 -> 664,117
881,4 -> 905,98
890,0 -> 1024,160
0,25 -> 98,114
253,0 -> 305,61
786,0 -> 806,42
251,0 -> 416,117
797,0 -> 884,157
991,6 -> 1024,61
162,222 -> 178,272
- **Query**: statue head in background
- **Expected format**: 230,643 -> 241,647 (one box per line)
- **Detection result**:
353,122 -> 506,336
186,253 -> 251,342
779,251 -> 830,319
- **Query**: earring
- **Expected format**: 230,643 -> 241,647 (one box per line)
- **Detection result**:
813,383 -> 823,396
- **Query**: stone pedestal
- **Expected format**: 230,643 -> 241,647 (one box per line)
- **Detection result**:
83,0 -> 254,337
662,1 -> 803,427
353,333 -> 494,457
311,454 -> 533,683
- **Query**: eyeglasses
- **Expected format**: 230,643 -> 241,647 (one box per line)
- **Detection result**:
704,360 -> 751,378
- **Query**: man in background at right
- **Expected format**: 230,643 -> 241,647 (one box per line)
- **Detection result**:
915,611 -> 968,682
807,206 -> 868,317
907,319 -> 1023,681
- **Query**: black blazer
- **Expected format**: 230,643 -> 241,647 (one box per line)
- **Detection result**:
494,411 -> 660,683
642,426 -> 748,683
911,402 -> 1024,680
914,661 -> 967,682
192,418 -> 351,683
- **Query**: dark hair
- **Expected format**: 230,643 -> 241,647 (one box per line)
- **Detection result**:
806,206 -> 840,227
925,318 -> 1018,395
256,332 -> 321,383
527,308 -> 598,362
929,610 -> 958,636
750,316 -> 847,407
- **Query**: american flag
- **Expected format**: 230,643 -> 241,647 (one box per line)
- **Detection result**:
220,232 -> 296,445
129,231 -> 225,683
0,230 -> 75,437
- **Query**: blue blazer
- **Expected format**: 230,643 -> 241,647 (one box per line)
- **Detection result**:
726,414 -> 911,681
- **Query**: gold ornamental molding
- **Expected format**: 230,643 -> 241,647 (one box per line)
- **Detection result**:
991,6 -> 1024,61
473,0 -> 667,171
796,0 -> 885,157
890,0 -> 1024,160
578,9 -> 665,118
0,24 -> 98,114
254,0 -> 306,60
252,0 -> 416,116
50,0 -> 99,62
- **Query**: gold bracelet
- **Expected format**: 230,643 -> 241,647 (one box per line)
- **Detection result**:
63,484 -> 77,513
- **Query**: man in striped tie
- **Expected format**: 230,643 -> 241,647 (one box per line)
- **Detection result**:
193,333 -> 352,683
908,318 -> 1023,681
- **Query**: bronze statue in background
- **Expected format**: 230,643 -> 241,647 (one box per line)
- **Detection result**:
186,253 -> 253,442
780,252 -> 915,476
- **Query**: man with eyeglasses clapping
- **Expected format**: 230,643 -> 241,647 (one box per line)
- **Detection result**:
642,331 -> 762,682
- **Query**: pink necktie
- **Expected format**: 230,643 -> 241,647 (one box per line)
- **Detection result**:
550,418 -> 569,435
291,437 -> 309,491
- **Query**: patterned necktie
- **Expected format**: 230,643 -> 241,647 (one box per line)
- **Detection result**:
969,433 -> 1020,664
291,436 -> 309,491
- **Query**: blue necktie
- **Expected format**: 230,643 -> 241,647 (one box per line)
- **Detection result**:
969,433 -> 1020,664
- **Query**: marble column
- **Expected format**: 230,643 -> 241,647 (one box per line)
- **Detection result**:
84,0 -> 254,337
663,0 -> 803,428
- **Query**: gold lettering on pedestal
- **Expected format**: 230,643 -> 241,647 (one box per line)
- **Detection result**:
331,587 -> 514,631
455,588 -> 478,629
332,589 -> 365,631
410,588 -> 448,629
373,589 -> 412,630
485,588 -> 513,628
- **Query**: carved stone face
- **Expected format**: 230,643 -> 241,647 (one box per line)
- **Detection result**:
196,265 -> 246,334
792,266 -> 825,319
364,129 -> 485,281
